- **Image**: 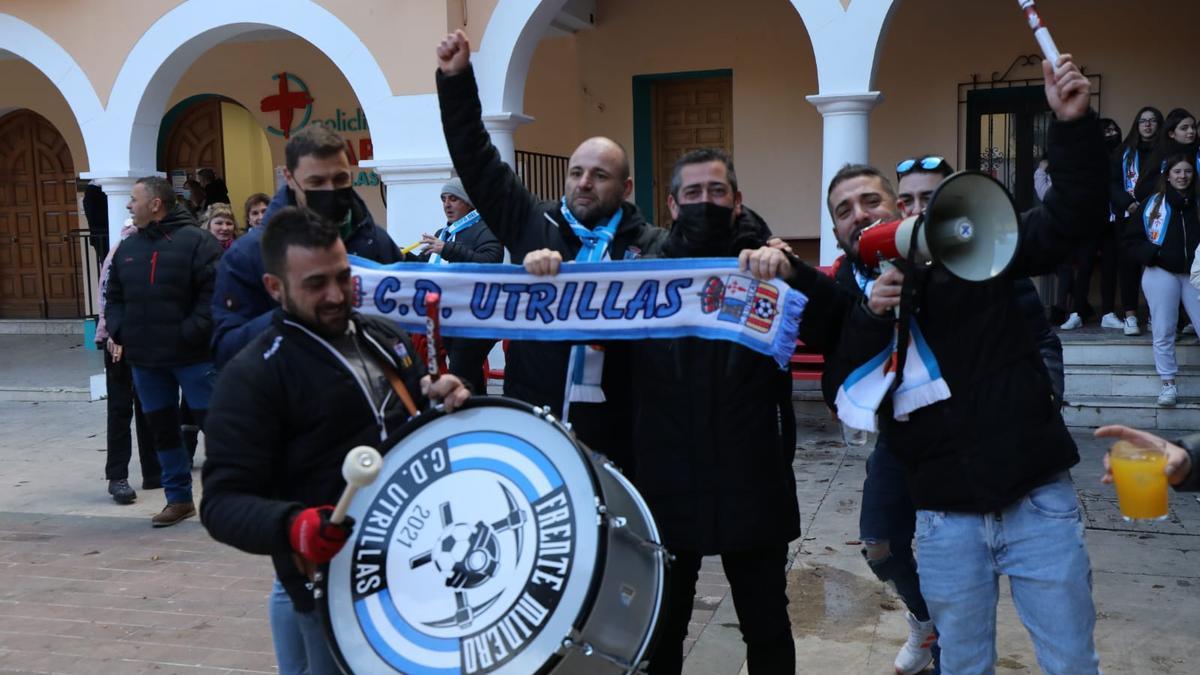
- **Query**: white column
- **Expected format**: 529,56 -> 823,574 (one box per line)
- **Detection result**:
83,174 -> 142,250
806,92 -> 883,265
481,113 -> 533,168
361,159 -> 455,250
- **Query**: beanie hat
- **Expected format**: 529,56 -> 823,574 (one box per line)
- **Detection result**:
440,177 -> 472,207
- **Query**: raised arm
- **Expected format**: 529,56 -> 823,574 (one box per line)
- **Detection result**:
436,30 -> 540,251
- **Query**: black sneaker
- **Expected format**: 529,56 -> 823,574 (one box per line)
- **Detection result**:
142,477 -> 162,490
107,479 -> 136,505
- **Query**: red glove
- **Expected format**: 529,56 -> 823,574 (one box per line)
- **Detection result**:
289,506 -> 355,564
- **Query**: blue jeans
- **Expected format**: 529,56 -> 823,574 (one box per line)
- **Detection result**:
131,362 -> 214,504
270,579 -> 340,675
914,474 -> 1101,675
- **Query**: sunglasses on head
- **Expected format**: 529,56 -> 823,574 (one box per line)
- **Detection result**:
896,155 -> 948,177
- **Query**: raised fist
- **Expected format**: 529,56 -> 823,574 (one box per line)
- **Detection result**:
437,29 -> 472,76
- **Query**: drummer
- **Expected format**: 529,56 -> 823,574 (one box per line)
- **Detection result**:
199,206 -> 470,675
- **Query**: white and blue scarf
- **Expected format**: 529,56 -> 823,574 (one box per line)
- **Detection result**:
834,264 -> 951,434
1122,148 -> 1139,196
1144,193 -> 1172,246
428,210 -> 482,265
348,253 -> 806,374
559,198 -> 623,414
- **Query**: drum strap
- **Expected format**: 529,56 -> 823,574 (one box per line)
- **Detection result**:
365,348 -> 420,417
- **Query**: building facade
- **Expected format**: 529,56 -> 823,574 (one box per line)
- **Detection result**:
0,0 -> 1195,318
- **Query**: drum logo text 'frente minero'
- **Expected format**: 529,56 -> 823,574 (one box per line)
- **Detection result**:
347,430 -> 577,673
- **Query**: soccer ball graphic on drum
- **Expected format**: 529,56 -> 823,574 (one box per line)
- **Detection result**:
408,492 -> 527,628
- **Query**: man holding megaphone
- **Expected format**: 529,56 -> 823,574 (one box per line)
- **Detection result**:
823,54 -> 1106,673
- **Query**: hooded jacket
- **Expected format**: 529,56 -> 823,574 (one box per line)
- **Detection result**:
209,185 -> 402,367
105,206 -> 222,367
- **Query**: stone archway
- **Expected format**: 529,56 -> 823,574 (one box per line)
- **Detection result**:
0,14 -> 104,169
98,0 -> 394,176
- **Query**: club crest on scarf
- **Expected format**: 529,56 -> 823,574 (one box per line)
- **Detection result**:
700,274 -> 780,334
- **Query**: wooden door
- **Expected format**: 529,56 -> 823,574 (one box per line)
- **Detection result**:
162,99 -> 224,180
0,110 -> 80,318
33,114 -> 80,318
651,76 -> 733,228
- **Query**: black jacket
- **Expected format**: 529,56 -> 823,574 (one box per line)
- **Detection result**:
105,206 -> 222,367
210,185 -> 403,367
423,217 -> 503,263
1125,188 -> 1200,274
626,210 -> 799,553
436,64 -> 665,454
200,311 -> 426,611
827,113 -> 1106,513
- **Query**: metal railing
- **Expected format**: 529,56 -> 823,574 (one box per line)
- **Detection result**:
514,150 -> 568,202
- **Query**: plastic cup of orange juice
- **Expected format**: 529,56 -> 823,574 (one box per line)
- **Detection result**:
1109,440 -> 1169,522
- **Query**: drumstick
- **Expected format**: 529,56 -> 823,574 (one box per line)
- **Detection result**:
424,291 -> 448,380
401,240 -> 426,255
330,445 -> 383,525
1016,0 -> 1061,65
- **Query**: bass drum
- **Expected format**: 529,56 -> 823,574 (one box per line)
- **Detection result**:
319,397 -> 665,674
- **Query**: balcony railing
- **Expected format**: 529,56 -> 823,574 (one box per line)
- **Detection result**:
514,150 -> 568,202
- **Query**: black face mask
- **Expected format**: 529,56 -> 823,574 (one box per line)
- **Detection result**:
675,202 -> 735,249
304,187 -> 355,225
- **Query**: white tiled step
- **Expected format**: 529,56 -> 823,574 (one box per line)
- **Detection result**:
1062,395 -> 1200,431
1062,337 -> 1200,366
1065,365 -> 1200,398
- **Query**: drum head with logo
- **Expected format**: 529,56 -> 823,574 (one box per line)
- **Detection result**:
323,398 -> 602,674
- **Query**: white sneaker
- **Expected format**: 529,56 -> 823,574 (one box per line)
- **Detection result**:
1101,312 -> 1124,329
1059,312 -> 1083,330
1124,316 -> 1141,336
1158,383 -> 1178,407
894,611 -> 937,675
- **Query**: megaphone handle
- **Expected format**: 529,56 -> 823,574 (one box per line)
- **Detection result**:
879,260 -> 902,320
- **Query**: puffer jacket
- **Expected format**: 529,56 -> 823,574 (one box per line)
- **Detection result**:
105,206 -> 221,367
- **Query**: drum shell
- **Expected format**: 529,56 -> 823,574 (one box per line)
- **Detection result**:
554,454 -> 665,674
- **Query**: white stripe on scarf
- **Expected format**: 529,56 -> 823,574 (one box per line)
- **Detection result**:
429,210 -> 482,265
836,264 -> 951,434
559,197 -> 623,418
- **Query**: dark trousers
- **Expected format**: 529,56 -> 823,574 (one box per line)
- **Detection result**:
860,437 -> 929,621
1117,217 -> 1144,315
648,545 -> 794,674
1072,225 -> 1118,317
446,337 -> 495,394
103,349 -> 160,483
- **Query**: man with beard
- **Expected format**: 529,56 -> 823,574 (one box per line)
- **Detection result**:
211,124 -> 402,367
436,29 -> 664,461
522,149 -> 799,673
747,54 -> 1104,673
201,207 -> 470,674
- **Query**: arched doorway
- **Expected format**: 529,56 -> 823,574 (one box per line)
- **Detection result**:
159,96 -> 275,230
0,110 -> 81,318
